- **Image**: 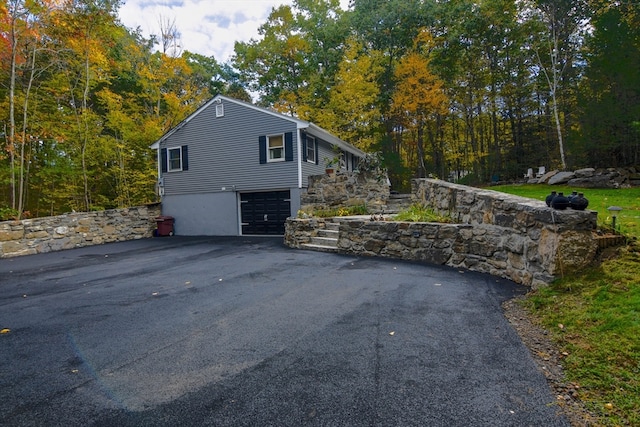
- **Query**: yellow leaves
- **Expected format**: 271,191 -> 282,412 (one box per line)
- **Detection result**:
273,90 -> 301,116
413,28 -> 436,53
1,328 -> 11,334
313,37 -> 383,150
392,52 -> 447,119
392,30 -> 448,123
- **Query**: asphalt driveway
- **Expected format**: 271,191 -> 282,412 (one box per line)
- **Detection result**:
0,237 -> 568,426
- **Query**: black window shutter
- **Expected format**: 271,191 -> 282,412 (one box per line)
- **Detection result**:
314,138 -> 319,165
181,145 -> 189,170
259,135 -> 267,164
285,132 -> 293,162
161,148 -> 168,173
301,133 -> 307,162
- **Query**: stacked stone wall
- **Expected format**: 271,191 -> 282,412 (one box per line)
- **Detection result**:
0,204 -> 161,258
287,179 -> 599,288
301,171 -> 390,212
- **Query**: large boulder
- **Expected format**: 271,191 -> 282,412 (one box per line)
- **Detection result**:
568,168 -> 627,188
536,170 -> 558,184
574,167 -> 596,178
548,171 -> 575,185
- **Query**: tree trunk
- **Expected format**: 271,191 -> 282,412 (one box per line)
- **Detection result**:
416,122 -> 426,178
81,49 -> 91,211
9,11 -> 18,210
17,44 -> 38,218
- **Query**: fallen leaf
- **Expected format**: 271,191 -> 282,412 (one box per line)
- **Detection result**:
434,283 -> 442,286
389,331 -> 395,336
558,323 -> 565,330
185,281 -> 191,285
71,369 -> 79,374
605,403 -> 614,410
152,292 -> 159,296
1,328 -> 11,334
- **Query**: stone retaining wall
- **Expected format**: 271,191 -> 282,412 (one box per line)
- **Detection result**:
0,204 -> 161,258
284,217 -> 331,247
287,179 -> 600,288
301,171 -> 390,212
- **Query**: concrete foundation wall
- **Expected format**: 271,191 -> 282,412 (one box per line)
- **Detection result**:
161,192 -> 239,236
162,188 -> 302,236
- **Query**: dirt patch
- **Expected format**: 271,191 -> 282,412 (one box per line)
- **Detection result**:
503,297 -> 600,426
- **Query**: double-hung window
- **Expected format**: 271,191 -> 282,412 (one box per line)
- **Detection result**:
161,145 -> 189,173
259,132 -> 292,164
268,134 -> 284,162
168,147 -> 183,171
306,136 -> 316,163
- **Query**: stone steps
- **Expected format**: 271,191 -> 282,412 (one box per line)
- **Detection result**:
324,222 -> 340,232
301,221 -> 340,253
385,193 -> 412,213
301,243 -> 339,253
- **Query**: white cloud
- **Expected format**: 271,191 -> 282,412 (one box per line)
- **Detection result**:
119,0 -> 351,62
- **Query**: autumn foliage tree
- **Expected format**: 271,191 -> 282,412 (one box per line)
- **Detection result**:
0,0 -> 220,218
1,0 -> 639,219
313,37 -> 383,151
391,31 -> 447,178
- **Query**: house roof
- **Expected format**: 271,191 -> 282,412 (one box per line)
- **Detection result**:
149,95 -> 366,157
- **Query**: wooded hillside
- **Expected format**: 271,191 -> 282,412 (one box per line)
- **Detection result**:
2,0 -> 638,218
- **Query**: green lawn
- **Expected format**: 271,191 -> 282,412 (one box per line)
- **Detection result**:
490,184 -> 640,426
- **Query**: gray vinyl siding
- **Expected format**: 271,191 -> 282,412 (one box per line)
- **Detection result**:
300,136 -> 328,186
160,100 -> 299,195
300,138 -> 361,187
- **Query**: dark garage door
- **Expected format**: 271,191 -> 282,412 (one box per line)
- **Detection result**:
240,191 -> 291,235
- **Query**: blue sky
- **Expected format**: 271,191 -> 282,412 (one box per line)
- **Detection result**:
118,0 -> 351,62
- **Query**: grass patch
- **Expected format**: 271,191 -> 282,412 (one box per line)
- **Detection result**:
300,204 -> 368,218
524,247 -> 640,425
394,203 -> 454,223
492,184 -> 640,425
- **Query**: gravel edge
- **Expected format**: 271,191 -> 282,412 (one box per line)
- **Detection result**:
502,296 -> 600,427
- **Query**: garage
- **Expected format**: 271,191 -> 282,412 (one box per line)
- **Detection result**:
240,190 -> 291,235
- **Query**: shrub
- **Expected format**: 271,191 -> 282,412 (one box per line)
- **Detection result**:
394,204 -> 453,223
0,207 -> 20,221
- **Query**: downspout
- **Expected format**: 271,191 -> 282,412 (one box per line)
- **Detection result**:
156,146 -> 163,199
297,128 -> 303,188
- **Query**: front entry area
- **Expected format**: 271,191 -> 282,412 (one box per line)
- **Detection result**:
240,190 -> 291,235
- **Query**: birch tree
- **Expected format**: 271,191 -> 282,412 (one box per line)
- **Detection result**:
529,0 -> 586,170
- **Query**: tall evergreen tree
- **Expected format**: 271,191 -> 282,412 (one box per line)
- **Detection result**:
576,2 -> 640,167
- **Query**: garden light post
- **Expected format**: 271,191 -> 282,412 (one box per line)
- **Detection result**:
607,206 -> 623,233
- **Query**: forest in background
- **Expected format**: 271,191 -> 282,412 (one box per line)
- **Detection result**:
1,0 -> 639,219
